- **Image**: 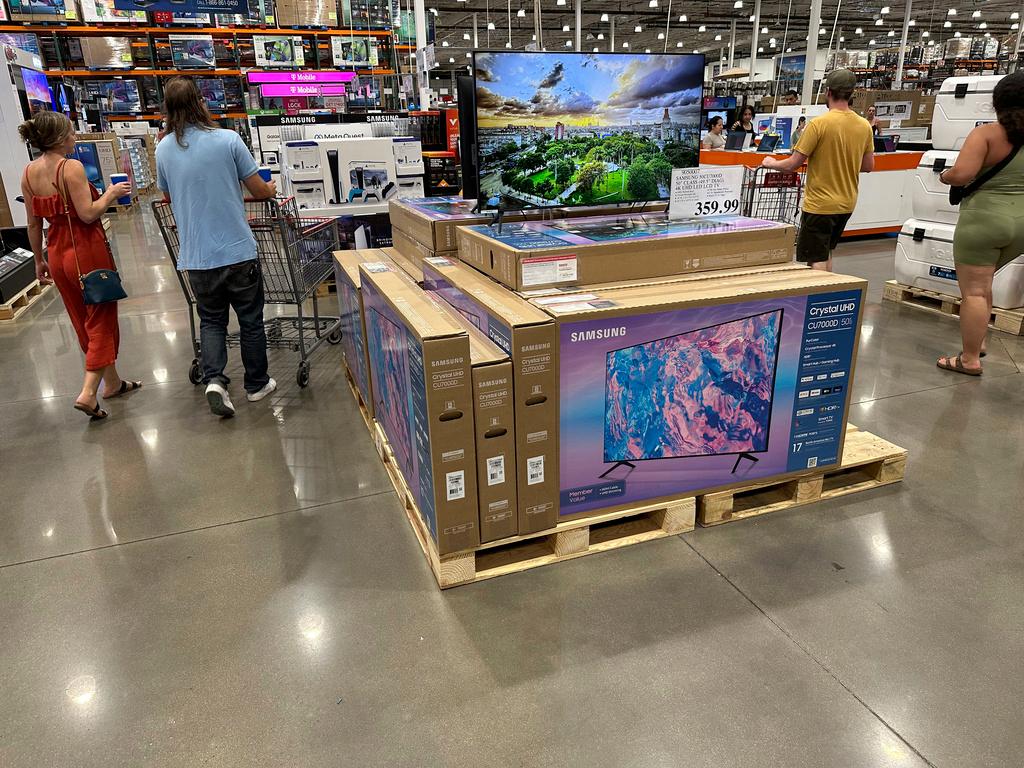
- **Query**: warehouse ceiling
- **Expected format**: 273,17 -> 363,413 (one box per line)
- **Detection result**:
426,0 -> 1022,69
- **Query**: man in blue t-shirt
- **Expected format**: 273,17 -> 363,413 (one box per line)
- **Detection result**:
157,77 -> 277,418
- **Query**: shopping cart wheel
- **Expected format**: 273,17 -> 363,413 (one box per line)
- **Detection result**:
296,361 -> 311,388
188,359 -> 203,386
327,328 -> 343,345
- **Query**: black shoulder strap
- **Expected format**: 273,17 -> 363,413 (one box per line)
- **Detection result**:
962,143 -> 1023,197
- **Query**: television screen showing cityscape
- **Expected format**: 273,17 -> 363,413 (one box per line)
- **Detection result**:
474,51 -> 704,209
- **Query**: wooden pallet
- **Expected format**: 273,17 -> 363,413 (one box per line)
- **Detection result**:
698,426 -> 907,526
369,419 -> 696,589
0,280 -> 52,323
315,278 -> 337,298
882,280 -> 1024,335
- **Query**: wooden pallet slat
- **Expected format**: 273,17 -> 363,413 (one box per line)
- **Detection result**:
883,280 -> 1024,336
0,281 -> 52,323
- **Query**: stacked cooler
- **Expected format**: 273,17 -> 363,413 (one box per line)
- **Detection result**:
896,74 -> 1024,308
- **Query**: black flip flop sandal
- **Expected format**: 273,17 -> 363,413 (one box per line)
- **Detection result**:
936,353 -> 983,376
73,400 -> 109,420
103,380 -> 142,399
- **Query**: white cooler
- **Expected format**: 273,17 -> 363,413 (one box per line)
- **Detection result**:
911,150 -> 960,224
895,218 -> 1024,308
932,75 -> 1003,151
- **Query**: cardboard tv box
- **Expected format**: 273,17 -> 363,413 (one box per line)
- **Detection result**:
456,214 -> 795,292
460,322 -> 518,543
333,248 -> 392,416
391,226 -> 450,275
421,256 -> 559,535
359,261 -> 480,554
533,268 -> 867,520
375,244 -> 424,284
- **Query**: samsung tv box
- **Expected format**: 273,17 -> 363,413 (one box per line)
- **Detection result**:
912,151 -> 960,225
389,196 -> 508,254
378,243 -> 424,283
421,256 -> 559,535
933,75 -> 1003,151
895,219 -> 1024,308
392,225 -> 452,272
359,261 -> 481,554
456,215 -> 795,292
531,269 -> 867,520
333,248 -> 391,416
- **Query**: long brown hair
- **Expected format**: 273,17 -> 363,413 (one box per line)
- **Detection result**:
163,77 -> 216,147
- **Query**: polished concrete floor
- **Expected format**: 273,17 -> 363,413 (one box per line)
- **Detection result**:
2,212 -> 1023,768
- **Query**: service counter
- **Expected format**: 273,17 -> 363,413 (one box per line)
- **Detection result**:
700,148 -> 923,237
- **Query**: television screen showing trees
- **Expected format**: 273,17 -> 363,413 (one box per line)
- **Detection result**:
474,51 -> 704,209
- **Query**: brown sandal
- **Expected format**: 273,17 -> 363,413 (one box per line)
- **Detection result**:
73,399 -> 109,420
937,354 -> 982,376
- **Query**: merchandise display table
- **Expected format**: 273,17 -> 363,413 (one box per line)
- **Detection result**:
700,148 -> 924,237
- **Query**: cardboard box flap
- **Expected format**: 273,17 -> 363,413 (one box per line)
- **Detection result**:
423,256 -> 552,326
532,269 -> 868,317
333,248 -> 392,286
358,261 -> 467,340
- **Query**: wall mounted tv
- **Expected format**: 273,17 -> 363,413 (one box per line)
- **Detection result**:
603,309 -> 782,475
473,50 -> 704,210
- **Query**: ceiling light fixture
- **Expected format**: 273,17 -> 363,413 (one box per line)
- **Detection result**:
921,30 -> 928,37
954,30 -> 961,37
600,12 -> 608,21
979,21 -> 987,28
487,21 -> 495,30
649,0 -> 658,7
943,19 -> 952,27
869,38 -> 875,45
972,9 -> 980,18
505,41 -> 512,47
441,40 -> 449,46
947,8 -> 956,15
448,56 -> 455,62
698,24 -> 706,31
517,7 -> 525,16
676,41 -> 683,47
855,27 -> 862,33
1013,22 -> 1020,29
714,33 -> 722,40
622,41 -> 629,47
875,18 -> 883,25
597,32 -> 604,39
908,19 -> 915,25
887,29 -> 895,36
634,24 -> 642,32
657,32 -> 665,39
761,26 -> 768,33
463,32 -> 470,39
565,40 -> 572,46
758,46 -> 764,51
1012,12 -> 1020,19
880,5 -> 890,13
819,27 -> 825,34
734,0 -> 743,7
593,46 -> 599,51
562,24 -> 569,31
679,14 -> 687,22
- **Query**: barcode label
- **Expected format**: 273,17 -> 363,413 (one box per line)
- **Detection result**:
446,470 -> 465,501
807,457 -> 819,469
486,456 -> 505,486
527,455 -> 544,486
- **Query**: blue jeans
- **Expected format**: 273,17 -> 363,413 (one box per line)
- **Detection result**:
187,260 -> 270,394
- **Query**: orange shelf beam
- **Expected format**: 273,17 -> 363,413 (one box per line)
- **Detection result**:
0,24 -> 391,36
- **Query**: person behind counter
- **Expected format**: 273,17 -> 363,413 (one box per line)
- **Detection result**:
701,116 -> 727,149
731,105 -> 756,136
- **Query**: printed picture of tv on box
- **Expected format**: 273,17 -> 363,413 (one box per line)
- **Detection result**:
474,51 -> 704,209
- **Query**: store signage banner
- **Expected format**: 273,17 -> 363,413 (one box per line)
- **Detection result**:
668,167 -> 743,220
248,71 -> 356,85
260,83 -> 348,98
112,0 -> 246,14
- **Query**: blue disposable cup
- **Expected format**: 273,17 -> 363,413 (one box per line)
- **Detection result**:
258,166 -> 272,182
109,173 -> 131,205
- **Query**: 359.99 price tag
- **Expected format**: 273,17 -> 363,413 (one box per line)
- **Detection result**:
669,166 -> 744,220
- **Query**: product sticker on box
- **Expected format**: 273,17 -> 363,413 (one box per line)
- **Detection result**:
557,289 -> 862,516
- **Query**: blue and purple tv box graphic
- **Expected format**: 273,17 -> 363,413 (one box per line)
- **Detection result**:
555,287 -> 864,517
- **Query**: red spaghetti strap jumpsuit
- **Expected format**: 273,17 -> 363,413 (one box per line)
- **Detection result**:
25,159 -> 120,371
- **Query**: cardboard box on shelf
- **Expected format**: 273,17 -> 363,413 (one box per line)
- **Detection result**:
378,243 -> 426,283
360,260 -> 480,554
391,227 -> 452,277
421,256 -> 559,535
457,215 -> 795,292
462,324 -> 518,543
534,268 -> 867,520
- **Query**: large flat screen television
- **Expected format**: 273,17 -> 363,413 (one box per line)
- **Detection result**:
603,309 -> 782,475
20,68 -> 53,115
473,50 -> 704,210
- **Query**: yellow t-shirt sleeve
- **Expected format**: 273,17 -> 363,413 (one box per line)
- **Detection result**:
863,124 -> 874,156
794,120 -> 819,157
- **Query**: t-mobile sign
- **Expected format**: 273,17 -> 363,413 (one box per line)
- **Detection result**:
260,84 -> 349,97
247,70 -> 357,85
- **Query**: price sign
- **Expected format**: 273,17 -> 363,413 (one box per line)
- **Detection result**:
668,166 -> 744,220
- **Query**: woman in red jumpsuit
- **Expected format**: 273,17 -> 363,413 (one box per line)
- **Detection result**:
19,111 -> 141,420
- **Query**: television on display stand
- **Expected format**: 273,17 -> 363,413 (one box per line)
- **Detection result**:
456,75 -> 479,200
602,309 -> 783,478
472,50 -> 705,213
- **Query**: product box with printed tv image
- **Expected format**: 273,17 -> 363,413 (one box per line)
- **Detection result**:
421,256 -> 559,535
534,268 -> 867,519
359,260 -> 480,554
333,248 -> 388,417
456,214 -> 794,292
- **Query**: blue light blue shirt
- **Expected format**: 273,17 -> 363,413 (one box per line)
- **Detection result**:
156,126 -> 259,271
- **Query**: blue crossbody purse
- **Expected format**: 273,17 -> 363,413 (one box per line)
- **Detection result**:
58,161 -> 127,305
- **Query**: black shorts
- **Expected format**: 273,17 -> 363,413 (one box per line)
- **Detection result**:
796,212 -> 852,264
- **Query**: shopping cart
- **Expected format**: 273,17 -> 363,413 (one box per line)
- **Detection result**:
741,167 -> 803,229
152,196 -> 342,388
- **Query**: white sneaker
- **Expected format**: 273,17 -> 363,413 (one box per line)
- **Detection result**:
206,382 -> 235,418
247,378 -> 277,402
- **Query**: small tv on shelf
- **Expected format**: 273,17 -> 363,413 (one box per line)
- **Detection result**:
473,50 -> 704,210
253,35 -> 305,68
170,34 -> 216,69
603,309 -> 783,476
197,78 -> 226,111
86,79 -> 142,113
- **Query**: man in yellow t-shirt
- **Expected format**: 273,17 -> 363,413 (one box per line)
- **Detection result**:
761,70 -> 875,271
